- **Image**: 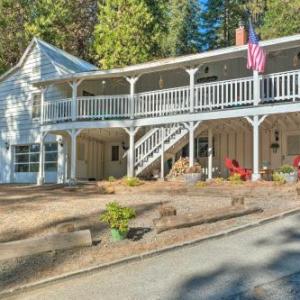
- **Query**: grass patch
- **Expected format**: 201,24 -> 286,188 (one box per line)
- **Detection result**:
228,173 -> 243,185
123,177 -> 143,187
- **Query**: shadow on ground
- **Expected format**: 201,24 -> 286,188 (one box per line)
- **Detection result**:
172,214 -> 300,300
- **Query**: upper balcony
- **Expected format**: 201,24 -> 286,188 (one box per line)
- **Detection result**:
34,34 -> 300,128
41,69 -> 300,125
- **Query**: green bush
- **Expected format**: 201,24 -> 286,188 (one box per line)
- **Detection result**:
100,202 -> 136,234
272,172 -> 286,185
108,176 -> 116,182
279,164 -> 295,174
213,177 -> 225,184
196,181 -> 207,188
228,173 -> 243,184
123,176 -> 143,187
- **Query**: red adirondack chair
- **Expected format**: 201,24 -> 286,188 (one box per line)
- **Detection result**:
225,157 -> 252,180
293,156 -> 300,179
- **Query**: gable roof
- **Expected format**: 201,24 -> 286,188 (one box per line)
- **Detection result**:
0,37 -> 98,83
35,38 -> 98,74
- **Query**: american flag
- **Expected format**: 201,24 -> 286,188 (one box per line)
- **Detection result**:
247,21 -> 266,73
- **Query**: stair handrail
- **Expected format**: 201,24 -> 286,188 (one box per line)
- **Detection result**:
134,124 -> 184,167
122,127 -> 160,159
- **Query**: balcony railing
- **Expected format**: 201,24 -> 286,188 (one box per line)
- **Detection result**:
42,70 -> 300,124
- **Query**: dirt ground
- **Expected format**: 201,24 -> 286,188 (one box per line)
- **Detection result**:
1,179 -> 300,291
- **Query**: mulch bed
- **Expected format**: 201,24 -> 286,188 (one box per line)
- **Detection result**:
1,180 -> 300,291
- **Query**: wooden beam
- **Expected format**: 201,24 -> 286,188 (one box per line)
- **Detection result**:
154,207 -> 263,234
0,230 -> 92,261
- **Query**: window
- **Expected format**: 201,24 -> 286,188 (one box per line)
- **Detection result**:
32,93 -> 41,119
196,137 -> 214,158
45,143 -> 58,171
14,143 -> 58,173
15,144 -> 40,172
287,135 -> 300,156
111,145 -> 119,161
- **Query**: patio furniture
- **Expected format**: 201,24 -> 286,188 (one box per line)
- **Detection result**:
225,157 -> 252,180
293,156 -> 300,179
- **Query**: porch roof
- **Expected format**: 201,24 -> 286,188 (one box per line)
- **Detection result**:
33,34 -> 300,87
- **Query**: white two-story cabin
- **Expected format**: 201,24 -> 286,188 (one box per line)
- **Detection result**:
1,27 -> 300,184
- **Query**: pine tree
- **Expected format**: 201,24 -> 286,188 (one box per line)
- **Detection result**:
243,0 -> 267,28
92,0 -> 160,69
0,0 -> 32,74
162,0 -> 202,56
260,0 -> 300,39
25,0 -> 98,62
201,0 -> 246,50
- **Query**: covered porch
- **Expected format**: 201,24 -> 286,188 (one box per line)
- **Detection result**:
36,112 -> 300,184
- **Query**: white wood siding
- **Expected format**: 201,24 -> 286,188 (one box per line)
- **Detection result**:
0,44 -> 67,183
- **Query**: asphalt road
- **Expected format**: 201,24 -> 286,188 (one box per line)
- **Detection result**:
8,213 -> 300,300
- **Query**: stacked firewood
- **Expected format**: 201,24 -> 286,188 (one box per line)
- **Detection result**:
168,157 -> 202,177
168,157 -> 190,177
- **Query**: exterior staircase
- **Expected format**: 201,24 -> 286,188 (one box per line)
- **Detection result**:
132,124 -> 189,176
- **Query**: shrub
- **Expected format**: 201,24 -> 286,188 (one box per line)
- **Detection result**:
272,172 -> 286,185
279,164 -> 295,174
100,202 -> 136,233
196,181 -> 207,188
228,173 -> 243,184
108,176 -> 116,182
123,176 -> 143,187
213,177 -> 225,184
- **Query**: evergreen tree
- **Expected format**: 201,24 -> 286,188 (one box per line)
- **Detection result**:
201,0 -> 246,50
243,0 -> 267,28
0,0 -> 32,74
93,0 -> 159,69
25,0 -> 98,62
260,0 -> 300,39
162,0 -> 202,56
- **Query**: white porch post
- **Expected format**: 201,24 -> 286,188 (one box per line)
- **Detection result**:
124,127 -> 139,177
245,115 -> 267,181
126,76 -> 139,119
253,70 -> 260,105
184,121 -> 201,167
189,122 -> 195,167
40,86 -> 47,125
37,132 -> 46,185
70,80 -> 83,121
208,128 -> 213,180
67,129 -> 81,184
160,127 -> 165,179
186,67 -> 199,113
71,81 -> 78,121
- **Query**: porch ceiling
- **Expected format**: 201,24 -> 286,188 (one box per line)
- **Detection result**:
203,112 -> 300,134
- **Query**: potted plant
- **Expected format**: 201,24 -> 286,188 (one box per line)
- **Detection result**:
183,163 -> 202,184
100,202 -> 136,241
278,164 -> 298,183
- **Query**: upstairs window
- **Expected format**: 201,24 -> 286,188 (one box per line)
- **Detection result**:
32,93 -> 41,119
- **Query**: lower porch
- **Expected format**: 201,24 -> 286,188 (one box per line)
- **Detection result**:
37,111 -> 300,184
